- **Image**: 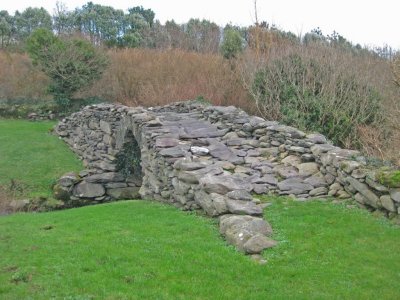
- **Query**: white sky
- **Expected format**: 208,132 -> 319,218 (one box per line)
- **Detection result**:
1,0 -> 399,49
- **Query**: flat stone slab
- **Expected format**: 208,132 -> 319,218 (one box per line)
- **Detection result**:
73,182 -> 105,198
199,174 -> 253,194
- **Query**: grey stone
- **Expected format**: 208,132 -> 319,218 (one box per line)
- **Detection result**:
222,132 -> 239,140
297,162 -> 319,177
310,144 -> 337,156
73,182 -> 105,198
159,145 -> 188,158
178,165 -> 223,184
194,190 -> 228,216
309,187 -> 328,196
306,133 -> 327,144
199,174 -> 253,194
243,235 -> 277,254
390,189 -> 400,203
155,138 -> 180,148
277,178 -> 313,195
225,199 -> 263,216
252,184 -> 269,194
380,195 -> 396,212
304,173 -> 328,187
365,177 -> 389,192
85,172 -> 125,183
226,190 -> 253,201
251,174 -> 277,186
100,120 -> 112,134
58,172 -> 80,187
346,177 -> 379,208
173,158 -> 210,171
274,166 -> 299,179
219,215 -> 273,237
281,155 -> 301,167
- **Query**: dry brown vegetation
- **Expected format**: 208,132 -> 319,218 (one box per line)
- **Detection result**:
0,51 -> 50,101
80,49 -> 253,110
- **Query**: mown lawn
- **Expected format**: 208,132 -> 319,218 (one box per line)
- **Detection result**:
0,120 -> 82,198
1,199 -> 399,299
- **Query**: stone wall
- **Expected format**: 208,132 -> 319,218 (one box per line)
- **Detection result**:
54,101 -> 400,254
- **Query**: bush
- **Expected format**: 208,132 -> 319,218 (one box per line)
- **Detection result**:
26,29 -> 108,109
252,52 -> 385,148
221,29 -> 244,59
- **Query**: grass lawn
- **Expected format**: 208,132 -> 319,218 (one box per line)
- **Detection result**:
0,120 -> 82,198
1,199 -> 399,299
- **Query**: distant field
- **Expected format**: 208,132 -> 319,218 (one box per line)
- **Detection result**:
0,120 -> 82,199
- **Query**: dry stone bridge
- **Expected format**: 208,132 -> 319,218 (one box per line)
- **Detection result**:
54,101 -> 400,255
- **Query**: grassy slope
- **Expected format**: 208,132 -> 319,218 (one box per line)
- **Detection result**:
1,199 -> 400,299
0,120 -> 82,198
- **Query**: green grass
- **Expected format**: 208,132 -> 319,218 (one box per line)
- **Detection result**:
1,199 -> 399,299
0,120 -> 82,198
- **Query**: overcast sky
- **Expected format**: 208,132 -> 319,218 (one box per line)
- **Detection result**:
2,0 -> 399,49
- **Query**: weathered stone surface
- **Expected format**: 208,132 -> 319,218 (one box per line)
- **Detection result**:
73,182 -> 105,198
251,175 -> 278,185
304,173 -> 328,187
277,178 -> 313,195
173,158 -> 210,171
346,177 -> 379,208
309,187 -> 328,196
155,137 -> 180,148
199,174 -> 253,194
85,172 -> 125,183
243,235 -> 277,254
225,199 -> 263,216
390,189 -> 400,203
226,190 -> 253,201
107,187 -> 140,199
281,155 -> 301,167
380,195 -> 396,212
194,190 -> 228,216
219,215 -> 273,239
252,184 -> 269,194
100,120 -> 112,134
159,145 -> 188,157
58,172 -> 80,187
297,162 -> 319,177
306,133 -> 327,144
274,166 -> 299,179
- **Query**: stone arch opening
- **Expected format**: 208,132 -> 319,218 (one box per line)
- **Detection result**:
115,130 -> 143,188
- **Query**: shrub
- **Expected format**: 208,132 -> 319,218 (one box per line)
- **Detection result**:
251,52 -> 385,148
26,28 -> 108,109
221,29 -> 244,59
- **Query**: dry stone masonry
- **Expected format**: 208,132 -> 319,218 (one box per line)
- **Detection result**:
54,101 -> 400,254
